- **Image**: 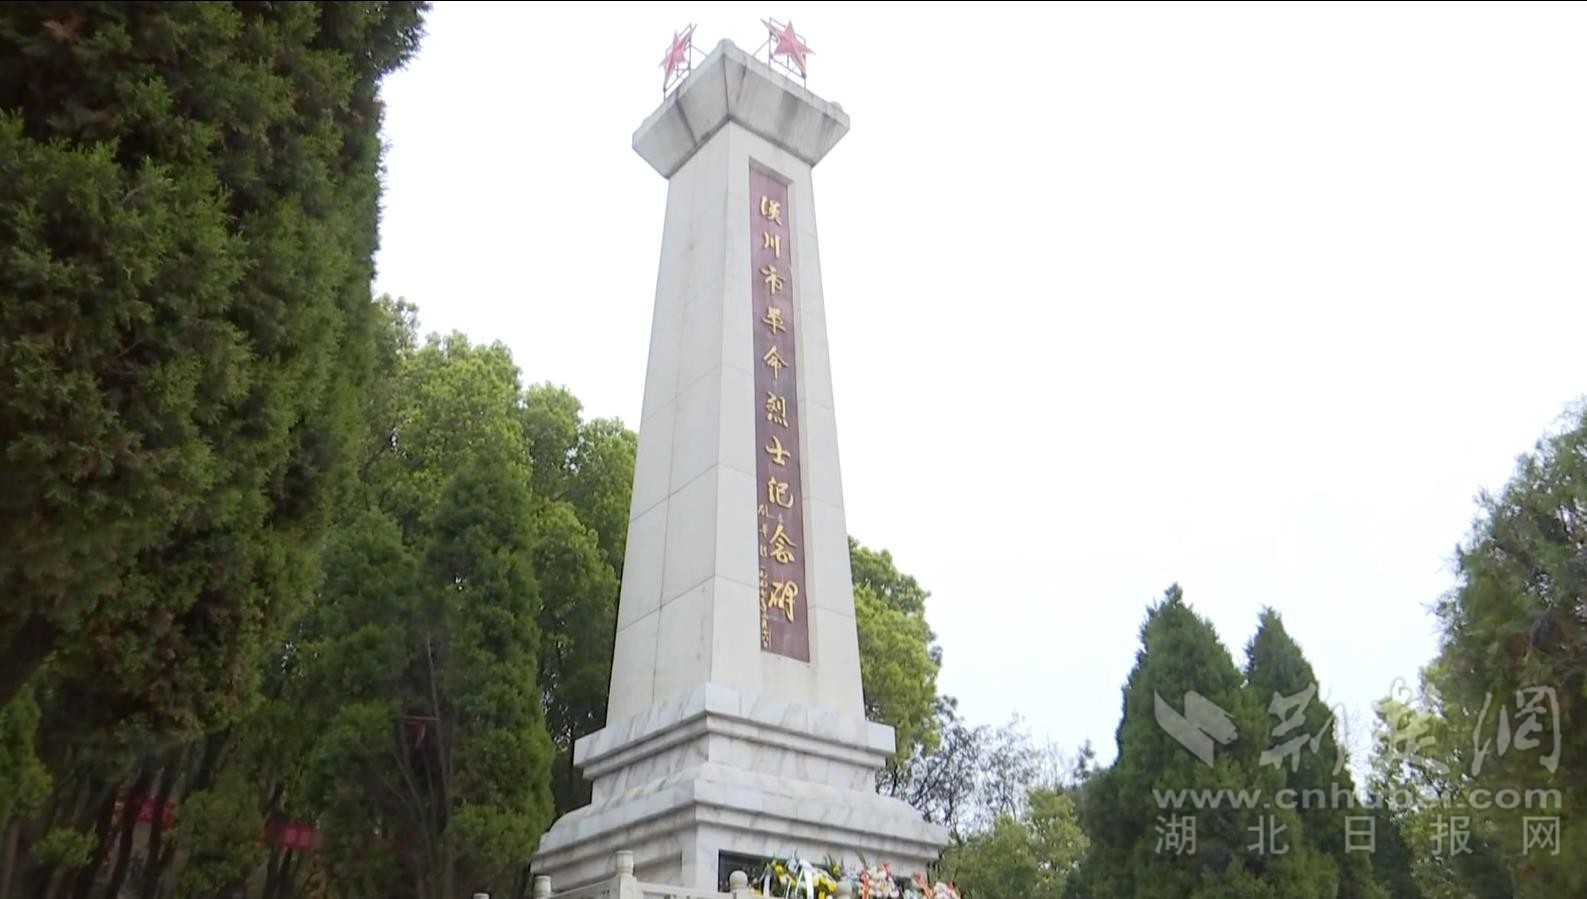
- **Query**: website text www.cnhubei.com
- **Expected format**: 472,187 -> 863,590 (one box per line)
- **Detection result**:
1153,785 -> 1562,813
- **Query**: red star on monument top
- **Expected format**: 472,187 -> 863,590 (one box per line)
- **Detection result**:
660,24 -> 695,82
762,18 -> 812,76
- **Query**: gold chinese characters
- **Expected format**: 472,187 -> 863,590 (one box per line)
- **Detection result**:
753,180 -> 805,658
767,522 -> 797,564
761,264 -> 784,295
762,305 -> 786,335
765,392 -> 788,427
762,345 -> 786,380
765,579 -> 798,621
767,476 -> 794,509
764,435 -> 791,466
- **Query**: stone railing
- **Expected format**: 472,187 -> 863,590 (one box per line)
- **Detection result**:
532,850 -> 856,899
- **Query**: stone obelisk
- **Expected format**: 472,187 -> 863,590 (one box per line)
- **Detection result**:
531,39 -> 949,891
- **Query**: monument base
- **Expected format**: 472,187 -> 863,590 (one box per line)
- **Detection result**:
531,683 -> 949,892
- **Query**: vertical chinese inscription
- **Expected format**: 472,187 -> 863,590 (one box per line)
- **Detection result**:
751,168 -> 809,662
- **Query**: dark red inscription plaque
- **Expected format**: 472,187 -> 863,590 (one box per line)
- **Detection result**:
749,167 -> 809,662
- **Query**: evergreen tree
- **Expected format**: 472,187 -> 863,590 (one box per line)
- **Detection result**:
1363,688 -> 1513,899
1244,609 -> 1385,898
0,1 -> 428,738
1074,585 -> 1337,899
1427,403 -> 1587,894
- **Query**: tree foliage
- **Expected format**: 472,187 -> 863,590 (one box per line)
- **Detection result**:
292,326 -> 558,899
1425,404 -> 1587,895
520,384 -> 633,814
1363,686 -> 1513,899
1073,586 -> 1338,899
1244,609 -> 1384,899
852,538 -> 942,773
941,787 -> 1088,899
0,0 -> 428,740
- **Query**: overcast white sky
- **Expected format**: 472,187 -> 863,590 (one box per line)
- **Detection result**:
372,2 -> 1587,767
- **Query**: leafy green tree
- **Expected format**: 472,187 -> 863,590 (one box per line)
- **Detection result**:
531,500 -> 617,815
850,539 -> 932,619
519,384 -> 634,814
1073,585 -> 1337,899
0,1 -> 428,741
522,383 -> 585,501
422,455 -> 557,896
1244,609 -> 1384,898
170,771 -> 267,899
298,332 -> 556,899
564,416 -> 637,577
943,787 -> 1089,899
851,539 -> 941,773
1427,403 -> 1587,895
1365,687 -> 1513,899
0,688 -> 49,896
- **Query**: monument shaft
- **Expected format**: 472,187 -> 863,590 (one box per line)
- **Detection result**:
532,40 -> 948,891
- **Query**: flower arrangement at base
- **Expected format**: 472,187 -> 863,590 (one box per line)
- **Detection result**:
905,873 -> 960,899
753,854 -> 842,899
751,854 -> 959,899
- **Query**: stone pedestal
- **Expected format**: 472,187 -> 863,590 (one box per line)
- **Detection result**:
531,40 -> 948,891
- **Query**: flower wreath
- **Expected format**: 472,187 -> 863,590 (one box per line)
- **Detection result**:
753,854 -> 959,899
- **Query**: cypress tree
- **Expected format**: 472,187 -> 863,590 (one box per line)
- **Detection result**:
1428,404 -> 1587,894
1075,586 -> 1337,898
1245,609 -> 1385,898
0,1 -> 427,735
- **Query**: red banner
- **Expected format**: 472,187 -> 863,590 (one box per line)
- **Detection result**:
124,794 -> 176,829
750,168 -> 810,662
267,819 -> 322,852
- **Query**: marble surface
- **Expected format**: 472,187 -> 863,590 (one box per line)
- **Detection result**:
605,113 -> 863,725
535,59 -> 946,893
538,683 -> 946,891
633,40 -> 850,179
536,742 -> 949,892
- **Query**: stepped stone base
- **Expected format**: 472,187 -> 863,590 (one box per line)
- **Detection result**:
532,683 -> 948,892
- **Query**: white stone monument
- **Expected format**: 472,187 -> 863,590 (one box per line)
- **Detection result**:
530,38 -> 949,891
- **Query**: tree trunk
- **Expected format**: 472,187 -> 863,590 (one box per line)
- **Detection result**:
1,817 -> 21,899
0,615 -> 55,709
180,731 -> 226,805
136,754 -> 180,899
101,764 -> 153,899
260,844 -> 282,899
285,851 -> 308,899
263,844 -> 306,899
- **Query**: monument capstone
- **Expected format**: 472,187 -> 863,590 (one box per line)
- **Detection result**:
531,36 -> 950,892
